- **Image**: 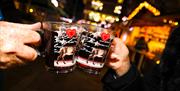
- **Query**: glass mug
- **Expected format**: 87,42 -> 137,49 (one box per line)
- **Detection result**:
39,22 -> 83,74
75,24 -> 114,75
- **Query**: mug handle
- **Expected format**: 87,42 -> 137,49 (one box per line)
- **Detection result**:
35,22 -> 46,57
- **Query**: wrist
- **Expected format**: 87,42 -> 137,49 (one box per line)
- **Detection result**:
115,57 -> 131,76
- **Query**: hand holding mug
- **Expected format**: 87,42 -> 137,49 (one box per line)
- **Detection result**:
107,38 -> 131,76
0,21 -> 41,69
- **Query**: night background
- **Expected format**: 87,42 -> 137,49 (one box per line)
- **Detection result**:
1,0 -> 180,91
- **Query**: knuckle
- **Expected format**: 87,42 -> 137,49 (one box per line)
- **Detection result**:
0,53 -> 24,69
0,42 -> 16,53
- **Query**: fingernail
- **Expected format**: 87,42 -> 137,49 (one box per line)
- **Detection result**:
32,52 -> 38,61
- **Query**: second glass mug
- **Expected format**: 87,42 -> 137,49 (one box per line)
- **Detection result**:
75,24 -> 114,75
38,22 -> 114,75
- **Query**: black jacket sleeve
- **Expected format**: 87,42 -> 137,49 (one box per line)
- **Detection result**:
102,64 -> 160,91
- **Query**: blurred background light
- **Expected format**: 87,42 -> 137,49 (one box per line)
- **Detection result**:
29,8 -> 33,13
51,0 -> 58,7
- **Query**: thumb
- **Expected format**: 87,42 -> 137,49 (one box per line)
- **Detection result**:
111,53 -> 120,60
29,22 -> 42,30
30,22 -> 50,30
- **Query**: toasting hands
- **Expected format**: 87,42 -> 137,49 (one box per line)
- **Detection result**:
0,21 -> 131,77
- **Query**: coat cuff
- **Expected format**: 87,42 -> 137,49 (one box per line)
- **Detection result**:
102,65 -> 139,90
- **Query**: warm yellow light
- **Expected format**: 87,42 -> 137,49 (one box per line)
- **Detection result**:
139,3 -> 144,8
156,60 -> 160,64
14,1 -> 20,9
118,0 -> 124,4
151,8 -> 155,11
122,16 -> 128,21
102,14 -> 106,18
115,17 -> 119,22
114,10 -> 121,14
154,12 -> 160,16
91,22 -> 98,26
114,5 -> 122,14
174,22 -> 179,26
163,19 -> 167,23
117,6 -> 122,10
94,15 -> 100,22
51,0 -> 58,7
87,10 -> 118,23
91,0 -> 103,10
144,1 -> 149,8
29,8 -> 33,13
105,16 -> 115,23
88,11 -> 101,22
127,1 -> 160,20
169,20 -> 173,24
99,6 -> 103,10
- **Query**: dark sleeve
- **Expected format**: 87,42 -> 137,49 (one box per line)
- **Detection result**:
102,64 -> 161,91
143,64 -> 161,91
102,65 -> 143,91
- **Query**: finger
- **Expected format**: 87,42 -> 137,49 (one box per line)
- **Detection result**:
4,22 -> 42,31
21,30 -> 41,44
15,44 -> 38,61
16,22 -> 41,30
1,22 -> 41,44
25,22 -> 49,30
9,28 -> 41,44
27,22 -> 42,30
111,53 -> 119,59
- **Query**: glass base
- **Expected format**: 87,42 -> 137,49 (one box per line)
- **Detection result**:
77,62 -> 101,75
45,65 -> 76,74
